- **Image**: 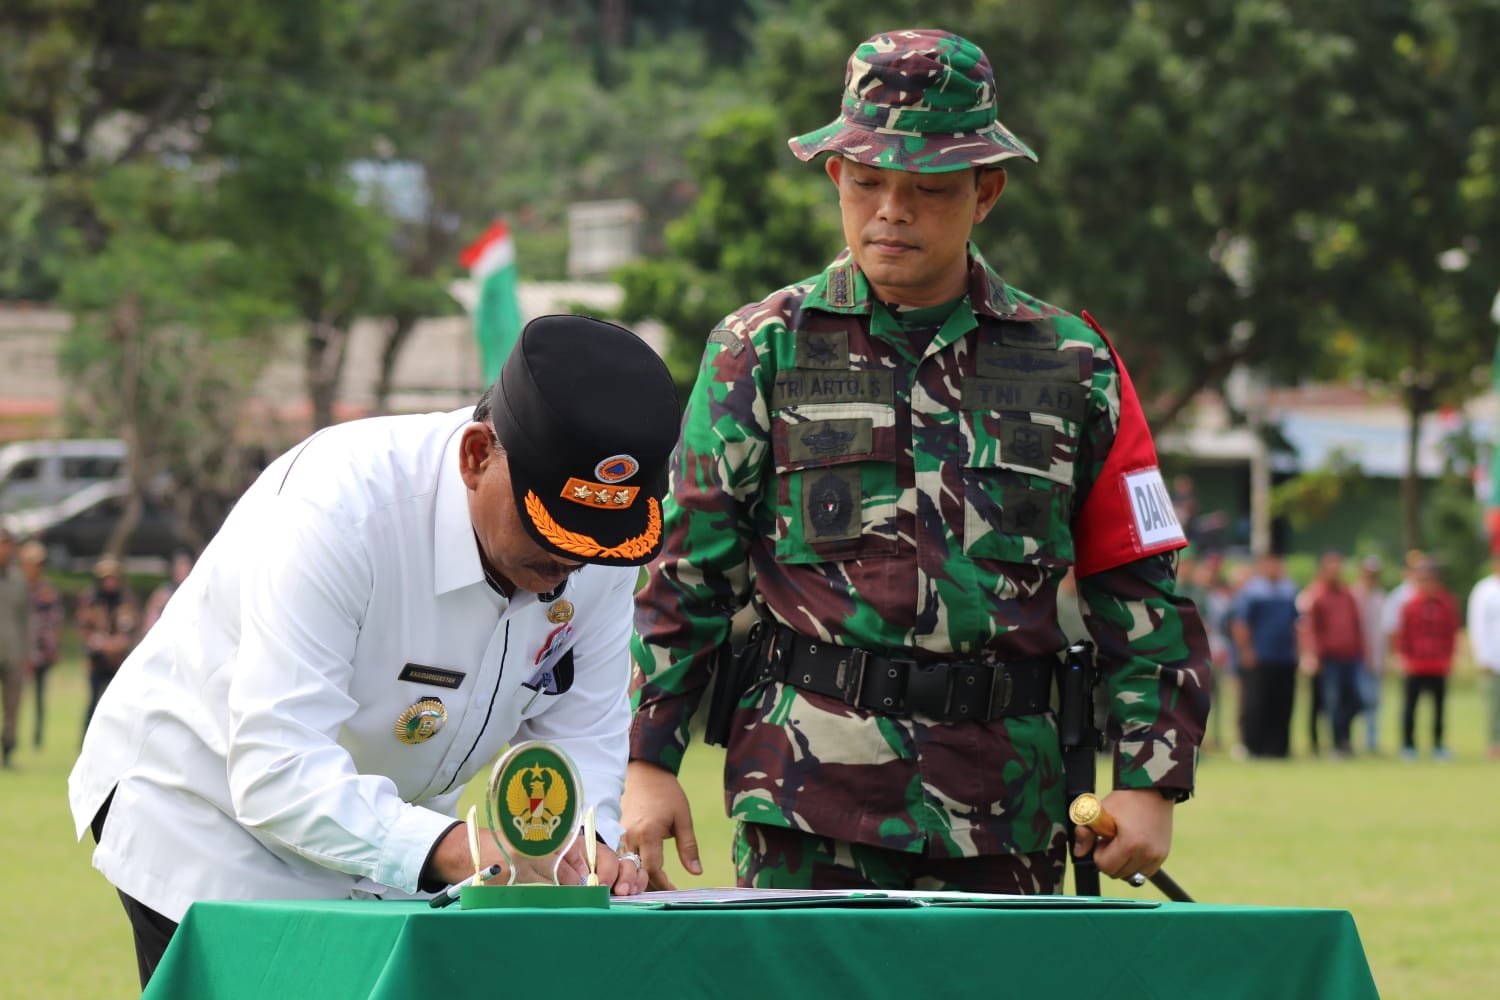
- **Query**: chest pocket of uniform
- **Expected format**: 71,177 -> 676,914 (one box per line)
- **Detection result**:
958,375 -> 1087,566
770,402 -> 898,564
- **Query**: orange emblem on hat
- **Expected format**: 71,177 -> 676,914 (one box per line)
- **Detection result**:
561,477 -> 639,510
525,491 -> 661,561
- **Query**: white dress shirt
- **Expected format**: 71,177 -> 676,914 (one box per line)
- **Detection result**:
69,409 -> 635,921
1381,581 -> 1412,638
1467,574 -> 1500,673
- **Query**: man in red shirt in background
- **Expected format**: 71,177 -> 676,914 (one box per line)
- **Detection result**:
1300,551 -> 1366,757
1394,558 -> 1461,761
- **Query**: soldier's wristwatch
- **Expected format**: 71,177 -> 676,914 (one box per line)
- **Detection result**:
1156,787 -> 1190,803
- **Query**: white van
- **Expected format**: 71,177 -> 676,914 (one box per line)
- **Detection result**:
0,438 -> 129,513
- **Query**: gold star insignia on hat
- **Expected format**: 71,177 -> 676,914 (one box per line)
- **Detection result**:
561,477 -> 639,510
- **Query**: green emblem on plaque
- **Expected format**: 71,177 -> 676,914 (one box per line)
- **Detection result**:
491,743 -> 578,858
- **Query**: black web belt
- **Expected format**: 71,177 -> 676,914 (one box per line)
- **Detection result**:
752,624 -> 1055,723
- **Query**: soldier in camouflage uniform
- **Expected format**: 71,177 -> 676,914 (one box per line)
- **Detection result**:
623,28 -> 1210,893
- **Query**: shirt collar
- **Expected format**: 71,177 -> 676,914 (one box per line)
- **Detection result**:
800,244 -> 1048,323
433,419 -> 486,597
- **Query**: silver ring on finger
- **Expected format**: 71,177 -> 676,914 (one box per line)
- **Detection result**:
617,851 -> 642,869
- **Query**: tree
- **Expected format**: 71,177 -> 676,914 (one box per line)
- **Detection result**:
1294,0 -> 1500,550
57,166 -> 281,553
0,1 -> 303,552
614,105 -> 841,389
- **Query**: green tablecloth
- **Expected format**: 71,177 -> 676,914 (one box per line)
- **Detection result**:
143,897 -> 1379,1000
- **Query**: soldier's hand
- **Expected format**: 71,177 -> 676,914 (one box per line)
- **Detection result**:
560,839 -> 647,896
1073,788 -> 1174,883
620,759 -> 701,890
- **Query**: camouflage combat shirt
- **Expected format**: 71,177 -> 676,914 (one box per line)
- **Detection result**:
631,247 -> 1211,859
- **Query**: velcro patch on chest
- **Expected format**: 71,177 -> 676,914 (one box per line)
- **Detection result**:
976,343 -> 1092,382
785,417 -> 874,463
997,420 -> 1057,472
801,467 -> 862,542
959,377 -> 1087,423
1001,485 -> 1052,537
794,330 -> 850,370
773,370 -> 895,408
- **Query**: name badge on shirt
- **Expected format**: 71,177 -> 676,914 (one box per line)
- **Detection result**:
397,663 -> 466,690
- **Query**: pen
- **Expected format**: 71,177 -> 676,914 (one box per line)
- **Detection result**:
428,863 -> 503,909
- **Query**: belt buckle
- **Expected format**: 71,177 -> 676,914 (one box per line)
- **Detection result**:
950,663 -> 994,721
905,661 -> 952,720
836,648 -> 868,707
988,668 -> 1015,719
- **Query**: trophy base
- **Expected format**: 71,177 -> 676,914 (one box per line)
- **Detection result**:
459,884 -> 610,910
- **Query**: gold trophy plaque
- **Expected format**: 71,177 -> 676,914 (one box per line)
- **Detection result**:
459,740 -> 609,909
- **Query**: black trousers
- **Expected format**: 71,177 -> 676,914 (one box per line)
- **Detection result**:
1401,674 -> 1448,751
1244,661 -> 1297,758
91,791 -> 180,990
32,661 -> 51,747
82,654 -> 114,737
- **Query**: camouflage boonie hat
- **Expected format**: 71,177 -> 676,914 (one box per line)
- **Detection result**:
789,29 -> 1037,173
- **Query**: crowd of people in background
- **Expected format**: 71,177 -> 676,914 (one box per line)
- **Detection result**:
0,538 -> 194,766
1174,544 -> 1500,763
2,521 -> 1499,769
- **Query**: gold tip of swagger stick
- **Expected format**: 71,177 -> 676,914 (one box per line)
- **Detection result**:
1068,793 -> 1119,838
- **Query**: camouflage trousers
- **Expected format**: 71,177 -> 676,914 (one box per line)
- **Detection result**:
733,821 -> 1065,893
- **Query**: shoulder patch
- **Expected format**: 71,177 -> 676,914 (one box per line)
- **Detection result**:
707,326 -> 744,357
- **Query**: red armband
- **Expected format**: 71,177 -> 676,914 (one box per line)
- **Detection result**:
1072,312 -> 1187,577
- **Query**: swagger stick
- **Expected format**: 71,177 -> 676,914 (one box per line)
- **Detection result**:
1068,793 -> 1196,903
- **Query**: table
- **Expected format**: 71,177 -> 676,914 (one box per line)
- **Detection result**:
143,897 -> 1379,999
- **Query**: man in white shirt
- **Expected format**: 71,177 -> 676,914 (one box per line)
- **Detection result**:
1466,552 -> 1500,761
69,315 -> 679,988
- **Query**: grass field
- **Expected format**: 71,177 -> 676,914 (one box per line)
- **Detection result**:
3,659 -> 1494,998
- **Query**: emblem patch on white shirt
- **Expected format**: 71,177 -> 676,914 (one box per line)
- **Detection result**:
1124,468 -> 1186,548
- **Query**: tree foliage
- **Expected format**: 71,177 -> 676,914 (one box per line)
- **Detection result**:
615,105 -> 840,388
3,0 -> 1499,556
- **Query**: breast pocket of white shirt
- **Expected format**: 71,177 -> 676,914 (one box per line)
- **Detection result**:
519,643 -> 575,717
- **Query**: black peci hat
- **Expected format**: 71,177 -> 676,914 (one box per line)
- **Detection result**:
489,315 -> 680,567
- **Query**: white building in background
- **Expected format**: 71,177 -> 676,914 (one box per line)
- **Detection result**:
566,199 -> 643,280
